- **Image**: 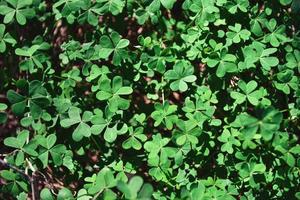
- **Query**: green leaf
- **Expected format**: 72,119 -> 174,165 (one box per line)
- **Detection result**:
117,176 -> 144,199
0,103 -> 7,111
165,60 -> 196,92
4,130 -> 29,149
104,125 -> 118,143
96,76 -> 132,112
7,90 -> 26,104
73,122 -> 91,141
40,188 -> 54,200
60,107 -> 81,127
115,87 -> 133,95
57,188 -> 74,200
160,0 -> 176,9
280,0 -> 292,5
16,12 -> 26,25
285,152 -> 295,167
116,39 -> 129,49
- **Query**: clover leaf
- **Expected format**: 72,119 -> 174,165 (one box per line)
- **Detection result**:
77,1 -> 104,26
144,134 -> 176,181
259,47 -> 280,71
275,144 -> 300,167
57,188 -> 74,200
250,11 -> 268,36
117,176 -> 153,200
264,19 -> 290,47
4,130 -> 38,166
7,90 -> 26,116
52,0 -> 84,23
235,157 -> 266,180
75,189 -> 92,200
173,120 -> 201,146
151,102 -> 178,130
286,49 -> 300,70
97,0 -> 125,15
146,45 -> 175,73
122,127 -> 147,150
183,0 -> 219,26
147,0 -> 176,11
58,40 -> 88,64
226,0 -> 249,13
274,69 -> 298,94
218,128 -> 241,154
15,45 -> 46,73
226,23 -> 251,43
241,42 -> 279,71
36,134 -> 67,168
7,80 -> 50,118
0,24 -> 16,53
0,170 -> 28,196
60,107 -> 93,141
90,108 -> 128,143
40,188 -> 54,200
183,93 -> 220,128
239,45 -> 258,70
164,60 -> 197,92
110,160 -> 136,182
86,65 -> 110,83
206,48 -> 237,77
96,31 -> 129,65
0,0 -> 35,25
84,167 -> 116,196
231,107 -> 283,141
230,80 -> 266,106
96,76 -> 133,112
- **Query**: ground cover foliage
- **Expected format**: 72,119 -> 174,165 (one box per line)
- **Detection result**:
0,0 -> 300,199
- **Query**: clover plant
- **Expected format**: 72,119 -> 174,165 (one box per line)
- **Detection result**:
0,0 -> 300,199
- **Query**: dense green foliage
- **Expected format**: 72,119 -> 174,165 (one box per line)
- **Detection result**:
0,0 -> 300,199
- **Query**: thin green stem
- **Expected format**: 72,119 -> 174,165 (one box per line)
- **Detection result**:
91,136 -> 102,152
161,76 -> 165,104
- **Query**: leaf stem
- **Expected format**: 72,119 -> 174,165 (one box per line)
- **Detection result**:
92,189 -> 104,200
91,135 -> 102,151
161,76 -> 165,104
